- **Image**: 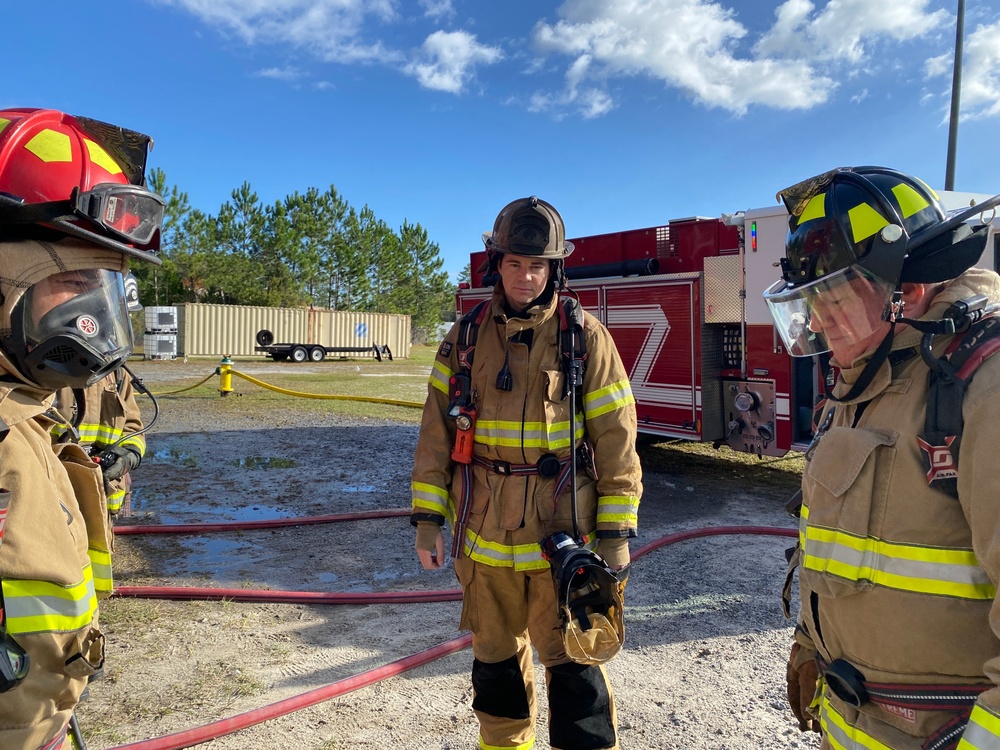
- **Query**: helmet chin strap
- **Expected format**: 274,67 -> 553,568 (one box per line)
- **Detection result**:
826,292 -> 902,404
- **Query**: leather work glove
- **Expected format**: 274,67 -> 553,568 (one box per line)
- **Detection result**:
415,521 -> 445,570
96,445 -> 141,482
597,537 -> 630,571
787,642 -> 821,733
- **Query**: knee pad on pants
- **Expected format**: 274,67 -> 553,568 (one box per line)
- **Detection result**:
472,656 -> 531,720
548,662 -> 615,750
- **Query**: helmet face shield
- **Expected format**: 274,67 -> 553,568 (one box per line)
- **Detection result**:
16,269 -> 133,388
764,266 -> 895,359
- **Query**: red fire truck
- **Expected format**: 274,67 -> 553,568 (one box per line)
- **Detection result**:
457,194 -> 1000,457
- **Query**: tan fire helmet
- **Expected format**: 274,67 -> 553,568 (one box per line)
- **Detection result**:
482,196 -> 575,259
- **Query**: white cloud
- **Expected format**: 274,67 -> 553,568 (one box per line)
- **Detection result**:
419,0 -> 455,22
532,0 -> 838,116
755,0 -> 948,63
155,0 -> 401,64
529,0 -> 955,117
403,30 -> 503,93
925,20 -> 1000,120
850,88 -> 869,104
256,66 -> 304,81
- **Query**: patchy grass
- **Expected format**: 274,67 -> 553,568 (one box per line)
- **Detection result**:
637,438 -> 804,494
141,345 -> 438,424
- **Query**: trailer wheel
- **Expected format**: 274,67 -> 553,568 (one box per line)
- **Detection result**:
256,329 -> 275,347
309,346 -> 326,363
290,346 -> 308,363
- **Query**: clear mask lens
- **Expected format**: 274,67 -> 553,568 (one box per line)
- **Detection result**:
20,269 -> 133,387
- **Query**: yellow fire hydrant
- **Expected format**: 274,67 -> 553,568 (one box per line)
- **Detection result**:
217,355 -> 233,397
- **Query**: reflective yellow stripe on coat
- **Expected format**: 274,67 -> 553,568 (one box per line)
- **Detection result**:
89,547 -> 113,597
463,527 -> 598,571
584,378 -> 635,418
1,566 -> 98,635
799,505 -> 995,600
474,417 -> 585,452
819,694 -> 893,749
959,703 -> 1000,747
411,481 -> 455,525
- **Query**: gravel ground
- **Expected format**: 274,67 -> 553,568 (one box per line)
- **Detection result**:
74,357 -> 821,750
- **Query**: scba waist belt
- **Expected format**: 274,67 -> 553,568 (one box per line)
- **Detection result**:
822,658 -> 989,711
472,453 -> 568,479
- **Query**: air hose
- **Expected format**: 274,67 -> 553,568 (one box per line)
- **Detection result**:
106,524 -> 797,750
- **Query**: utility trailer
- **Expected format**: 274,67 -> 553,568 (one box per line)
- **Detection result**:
458,194 -> 1000,457
254,329 -> 393,363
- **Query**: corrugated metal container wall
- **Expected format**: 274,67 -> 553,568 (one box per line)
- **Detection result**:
310,310 -> 410,358
177,303 -> 410,358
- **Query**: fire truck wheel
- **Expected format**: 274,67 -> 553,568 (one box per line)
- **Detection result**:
290,346 -> 308,363
309,347 -> 326,362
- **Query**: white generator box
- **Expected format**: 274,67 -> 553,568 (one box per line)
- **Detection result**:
145,306 -> 178,333
143,334 -> 177,360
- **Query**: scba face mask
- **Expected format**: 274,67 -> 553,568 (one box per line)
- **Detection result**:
10,269 -> 133,389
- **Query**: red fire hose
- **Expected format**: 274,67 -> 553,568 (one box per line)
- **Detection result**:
105,523 -> 797,750
113,508 -> 409,535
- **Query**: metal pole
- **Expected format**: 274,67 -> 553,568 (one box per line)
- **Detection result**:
945,0 -> 966,190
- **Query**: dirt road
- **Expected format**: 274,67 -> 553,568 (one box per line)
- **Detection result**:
75,357 -> 819,750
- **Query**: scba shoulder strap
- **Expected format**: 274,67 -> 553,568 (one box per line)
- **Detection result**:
455,295 -> 587,387
919,314 -> 1000,498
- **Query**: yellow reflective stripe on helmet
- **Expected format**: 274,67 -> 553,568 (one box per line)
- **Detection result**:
430,360 -> 452,395
799,193 -> 827,224
1,567 -> 98,635
597,495 -> 639,526
83,138 -> 123,175
958,703 -> 1000,748
891,183 -> 931,219
584,379 -> 635,419
89,547 -> 113,596
411,481 -> 455,524
819,691 -> 893,749
800,506 -> 994,599
0,117 -> 10,133
25,129 -> 73,163
847,203 -> 890,243
475,419 -> 584,451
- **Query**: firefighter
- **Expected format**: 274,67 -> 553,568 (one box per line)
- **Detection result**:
765,166 -> 1000,748
52,273 -> 147,517
411,196 -> 642,750
0,108 -> 163,749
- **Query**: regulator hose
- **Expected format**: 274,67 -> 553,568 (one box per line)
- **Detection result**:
107,524 -> 798,750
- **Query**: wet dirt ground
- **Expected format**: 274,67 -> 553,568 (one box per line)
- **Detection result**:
75,357 -> 820,750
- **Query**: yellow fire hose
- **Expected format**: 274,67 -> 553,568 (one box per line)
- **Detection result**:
149,358 -> 425,408
228,368 -> 424,408
149,372 -> 216,396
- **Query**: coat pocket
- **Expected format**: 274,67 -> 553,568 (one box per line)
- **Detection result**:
55,443 -> 114,595
800,426 -> 897,598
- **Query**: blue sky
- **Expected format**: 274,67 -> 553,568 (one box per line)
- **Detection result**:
5,0 -> 1000,281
